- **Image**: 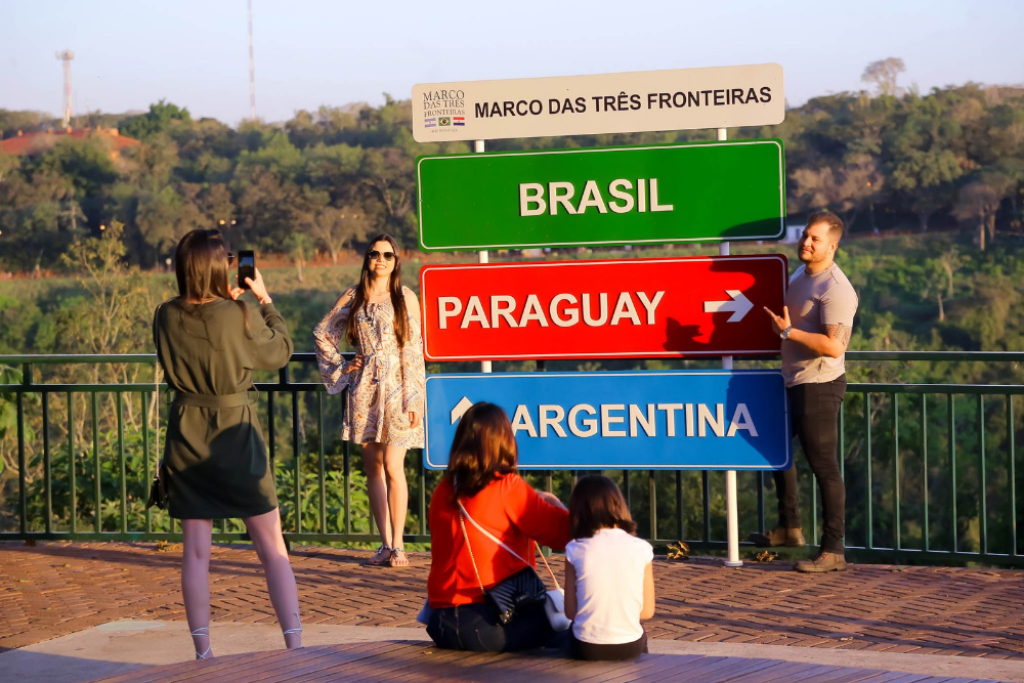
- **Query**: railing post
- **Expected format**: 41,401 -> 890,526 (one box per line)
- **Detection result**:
16,391 -> 27,536
288,366 -> 302,535
42,392 -> 52,534
676,471 -> 684,542
866,392 -> 873,550
648,470 -> 657,542
1008,394 -> 1017,558
893,392 -> 900,551
702,470 -> 711,544
922,394 -> 929,552
978,394 -> 987,555
318,391 -> 326,534
68,391 -> 77,535
949,393 -> 957,554
143,392 -> 152,534
419,451 -> 427,537
117,392 -> 126,534
92,392 -> 100,533
343,391 -> 351,536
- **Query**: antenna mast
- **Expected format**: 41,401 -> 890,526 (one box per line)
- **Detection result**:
55,50 -> 75,128
248,0 -> 256,120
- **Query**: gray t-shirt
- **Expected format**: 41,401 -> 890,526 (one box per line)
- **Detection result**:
781,263 -> 858,387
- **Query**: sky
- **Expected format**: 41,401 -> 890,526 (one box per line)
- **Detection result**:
2,0 -> 1023,126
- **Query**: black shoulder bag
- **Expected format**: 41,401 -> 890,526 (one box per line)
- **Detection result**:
457,500 -> 548,625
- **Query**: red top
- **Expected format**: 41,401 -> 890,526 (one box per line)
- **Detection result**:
427,473 -> 570,608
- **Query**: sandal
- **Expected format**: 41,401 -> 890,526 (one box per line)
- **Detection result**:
389,547 -> 409,568
366,544 -> 391,566
191,626 -> 212,660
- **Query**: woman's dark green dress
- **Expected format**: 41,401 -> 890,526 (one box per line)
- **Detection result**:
154,298 -> 293,520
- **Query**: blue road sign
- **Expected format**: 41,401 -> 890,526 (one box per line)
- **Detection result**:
424,370 -> 790,470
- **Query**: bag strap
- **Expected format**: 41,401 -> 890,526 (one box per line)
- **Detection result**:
534,544 -> 560,591
457,499 -> 561,589
458,499 -> 530,565
458,509 -> 487,596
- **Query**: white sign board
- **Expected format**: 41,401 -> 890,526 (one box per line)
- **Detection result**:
411,63 -> 784,143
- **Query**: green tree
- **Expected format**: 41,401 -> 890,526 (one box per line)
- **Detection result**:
861,57 -> 906,97
121,100 -> 192,140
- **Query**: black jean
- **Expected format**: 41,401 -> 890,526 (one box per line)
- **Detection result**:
427,601 -> 557,653
570,630 -> 648,661
773,376 -> 847,553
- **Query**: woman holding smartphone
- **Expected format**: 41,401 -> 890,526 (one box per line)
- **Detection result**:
154,229 -> 301,659
314,234 -> 425,568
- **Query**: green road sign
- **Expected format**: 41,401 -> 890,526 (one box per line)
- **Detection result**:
417,139 -> 786,251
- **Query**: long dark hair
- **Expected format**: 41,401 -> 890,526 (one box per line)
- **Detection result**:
345,233 -> 410,347
569,475 -> 637,539
174,229 -> 248,336
446,402 -> 518,501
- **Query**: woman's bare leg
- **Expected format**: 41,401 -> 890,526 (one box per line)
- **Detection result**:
244,508 -> 302,649
362,442 -> 392,557
383,445 -> 409,565
181,519 -> 214,658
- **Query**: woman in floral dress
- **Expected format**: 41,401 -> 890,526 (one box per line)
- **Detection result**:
313,234 -> 425,567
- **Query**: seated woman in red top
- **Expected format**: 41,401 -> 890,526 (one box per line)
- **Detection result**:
426,402 -> 570,652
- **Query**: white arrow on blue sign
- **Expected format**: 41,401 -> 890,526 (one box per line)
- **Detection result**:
424,371 -> 791,470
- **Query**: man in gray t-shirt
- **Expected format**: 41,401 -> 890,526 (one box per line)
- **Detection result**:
755,211 -> 858,573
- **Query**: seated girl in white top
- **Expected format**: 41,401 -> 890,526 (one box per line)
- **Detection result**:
564,475 -> 655,661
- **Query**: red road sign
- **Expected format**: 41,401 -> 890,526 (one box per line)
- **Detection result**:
419,255 -> 787,361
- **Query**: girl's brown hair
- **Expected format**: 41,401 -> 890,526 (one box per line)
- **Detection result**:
569,475 -> 637,539
174,229 -> 249,339
345,234 -> 410,347
445,402 -> 518,501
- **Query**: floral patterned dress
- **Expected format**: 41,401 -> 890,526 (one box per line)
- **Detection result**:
313,286 -> 425,448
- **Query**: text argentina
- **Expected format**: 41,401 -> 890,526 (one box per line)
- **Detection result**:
511,402 -> 759,439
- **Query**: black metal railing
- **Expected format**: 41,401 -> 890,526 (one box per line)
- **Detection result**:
1,351 -> 1021,567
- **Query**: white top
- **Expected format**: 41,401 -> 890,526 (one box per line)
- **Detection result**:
565,528 -> 654,645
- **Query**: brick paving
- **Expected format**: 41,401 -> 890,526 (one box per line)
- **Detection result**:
2,541 -> 1024,659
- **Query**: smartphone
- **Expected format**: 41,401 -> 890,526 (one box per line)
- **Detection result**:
237,250 -> 255,290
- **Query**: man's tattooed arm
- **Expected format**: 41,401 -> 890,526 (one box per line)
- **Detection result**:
824,323 -> 852,351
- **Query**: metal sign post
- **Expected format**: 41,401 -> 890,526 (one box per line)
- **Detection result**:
719,126 -> 742,568
475,139 -> 492,375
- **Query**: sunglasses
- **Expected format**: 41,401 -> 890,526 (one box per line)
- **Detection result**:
368,250 -> 396,262
227,252 -> 236,264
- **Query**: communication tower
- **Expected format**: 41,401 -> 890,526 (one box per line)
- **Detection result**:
248,0 -> 256,119
55,50 -> 75,128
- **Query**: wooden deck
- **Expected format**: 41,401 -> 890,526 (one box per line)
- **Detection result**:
91,640 -> 1013,683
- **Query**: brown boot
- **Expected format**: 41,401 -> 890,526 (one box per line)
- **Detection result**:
748,527 -> 806,547
794,550 -> 847,573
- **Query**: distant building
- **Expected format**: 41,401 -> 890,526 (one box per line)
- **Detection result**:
782,223 -> 804,243
0,126 -> 141,159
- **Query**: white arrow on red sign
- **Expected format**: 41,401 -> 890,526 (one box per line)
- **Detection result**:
703,290 -> 754,323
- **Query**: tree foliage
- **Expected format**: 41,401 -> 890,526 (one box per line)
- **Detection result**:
2,76 -> 1023,271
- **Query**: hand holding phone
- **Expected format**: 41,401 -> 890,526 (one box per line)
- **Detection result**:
237,250 -> 255,290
